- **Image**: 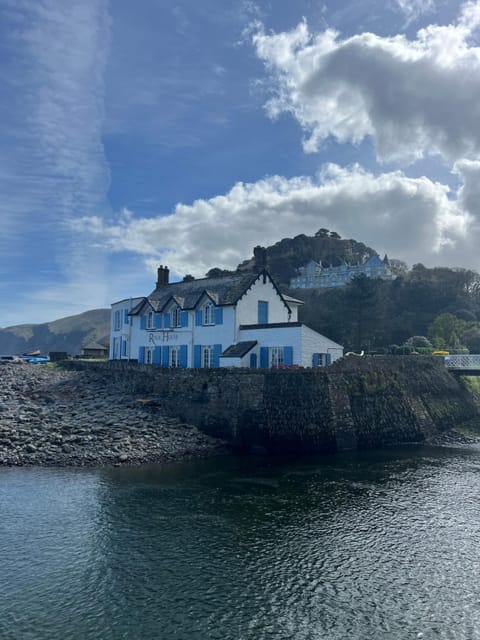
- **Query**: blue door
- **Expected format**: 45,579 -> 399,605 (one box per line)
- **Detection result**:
250,353 -> 257,368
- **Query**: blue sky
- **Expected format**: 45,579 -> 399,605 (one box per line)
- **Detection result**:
1,0 -> 480,326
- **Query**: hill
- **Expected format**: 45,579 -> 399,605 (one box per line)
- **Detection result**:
235,230 -> 480,353
0,308 -> 110,356
237,229 -> 378,285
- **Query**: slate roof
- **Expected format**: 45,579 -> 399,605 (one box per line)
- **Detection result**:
83,342 -> 108,351
130,270 -> 291,315
220,341 -> 257,358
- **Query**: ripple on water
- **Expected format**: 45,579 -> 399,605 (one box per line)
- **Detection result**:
1,448 -> 480,639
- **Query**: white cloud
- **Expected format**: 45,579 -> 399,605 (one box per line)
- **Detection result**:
73,164 -> 479,279
0,0 -> 112,320
395,0 -> 436,24
252,2 -> 480,164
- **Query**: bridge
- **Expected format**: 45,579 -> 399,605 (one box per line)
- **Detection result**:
443,354 -> 480,375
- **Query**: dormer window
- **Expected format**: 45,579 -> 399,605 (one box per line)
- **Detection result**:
147,311 -> 154,329
203,303 -> 214,325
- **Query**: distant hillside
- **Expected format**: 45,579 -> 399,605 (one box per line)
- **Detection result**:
237,230 -> 378,285
0,309 -> 110,356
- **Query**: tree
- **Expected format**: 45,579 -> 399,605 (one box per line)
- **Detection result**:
315,228 -> 329,237
404,336 -> 432,348
329,231 -> 341,239
428,313 -> 466,350
462,326 -> 480,353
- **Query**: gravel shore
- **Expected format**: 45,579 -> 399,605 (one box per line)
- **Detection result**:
0,363 -> 227,467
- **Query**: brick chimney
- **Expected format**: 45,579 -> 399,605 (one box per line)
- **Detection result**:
253,246 -> 267,272
156,265 -> 170,287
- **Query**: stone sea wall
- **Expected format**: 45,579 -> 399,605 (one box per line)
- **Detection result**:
63,356 -> 479,455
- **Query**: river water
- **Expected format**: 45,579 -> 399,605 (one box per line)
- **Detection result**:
2,446 -> 480,640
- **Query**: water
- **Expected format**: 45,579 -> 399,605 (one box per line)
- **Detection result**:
2,446 -> 480,639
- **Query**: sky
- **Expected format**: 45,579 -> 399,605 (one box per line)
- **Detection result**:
1,0 -> 480,326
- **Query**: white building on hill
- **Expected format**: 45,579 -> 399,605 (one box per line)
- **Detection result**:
110,249 -> 343,368
290,255 -> 394,289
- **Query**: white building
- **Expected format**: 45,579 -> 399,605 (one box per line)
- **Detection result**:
290,255 -> 394,289
110,250 -> 343,368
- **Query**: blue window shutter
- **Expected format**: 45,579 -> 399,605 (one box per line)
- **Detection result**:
194,345 -> 202,368
124,309 -> 129,325
140,315 -> 146,330
260,347 -> 269,368
258,301 -> 268,324
284,346 -> 293,366
326,353 -> 332,365
312,353 -> 320,367
162,346 -> 169,367
155,313 -> 162,329
164,313 -> 171,329
250,353 -> 257,368
180,311 -> 189,327
180,345 -> 188,368
195,310 -> 202,326
138,347 -> 145,364
214,307 -> 223,325
153,346 -> 161,365
213,344 -> 222,368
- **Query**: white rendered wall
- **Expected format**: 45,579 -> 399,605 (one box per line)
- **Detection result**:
131,305 -> 236,367
239,325 -> 303,365
110,298 -> 144,360
299,324 -> 343,367
239,324 -> 343,367
236,275 -> 292,330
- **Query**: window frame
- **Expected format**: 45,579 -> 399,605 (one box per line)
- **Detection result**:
172,306 -> 182,328
270,347 -> 284,368
114,310 -> 121,331
203,303 -> 214,325
147,311 -> 155,329
202,345 -> 214,368
170,346 -> 180,368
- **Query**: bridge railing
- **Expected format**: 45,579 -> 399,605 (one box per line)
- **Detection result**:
443,354 -> 480,369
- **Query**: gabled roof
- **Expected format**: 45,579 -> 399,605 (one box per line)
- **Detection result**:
130,270 -> 292,315
364,255 -> 385,266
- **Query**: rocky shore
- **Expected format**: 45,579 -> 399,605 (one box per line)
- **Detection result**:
0,363 -> 227,467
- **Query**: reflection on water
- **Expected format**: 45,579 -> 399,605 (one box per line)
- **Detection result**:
2,446 -> 480,639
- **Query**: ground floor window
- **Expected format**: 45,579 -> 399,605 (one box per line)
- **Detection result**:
270,347 -> 284,368
312,353 -> 331,367
170,346 -> 180,368
122,339 -> 127,357
146,347 -> 153,364
202,345 -> 214,368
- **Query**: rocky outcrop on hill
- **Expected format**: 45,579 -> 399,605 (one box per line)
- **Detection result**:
0,364 -> 226,467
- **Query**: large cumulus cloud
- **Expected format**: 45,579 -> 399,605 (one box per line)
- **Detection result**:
252,2 -> 480,164
73,163 -> 478,277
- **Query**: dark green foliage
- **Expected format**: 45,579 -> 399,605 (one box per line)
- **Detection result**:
293,264 -> 480,352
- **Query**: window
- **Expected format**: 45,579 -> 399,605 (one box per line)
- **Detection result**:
203,303 -> 214,325
170,346 -> 180,368
114,310 -> 121,331
146,347 -> 153,364
258,301 -> 269,324
270,347 -> 284,368
147,311 -> 154,329
202,345 -> 214,368
172,307 -> 181,328
122,339 -> 127,357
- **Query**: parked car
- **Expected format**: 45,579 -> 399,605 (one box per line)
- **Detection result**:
0,355 -> 23,363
